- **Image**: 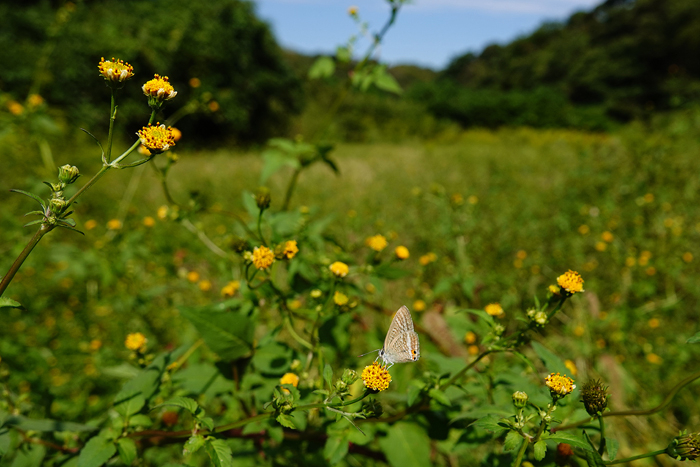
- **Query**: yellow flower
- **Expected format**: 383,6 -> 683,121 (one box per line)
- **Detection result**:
187,271 -> 200,283
595,241 -> 607,251
221,280 -> 240,298
28,94 -> 44,107
602,231 -> 614,242
413,299 -> 426,312
283,240 -> 299,259
366,234 -> 388,252
280,372 -> 299,387
252,246 -> 275,270
89,339 -> 102,351
84,219 -> 97,230
98,57 -> 134,83
157,205 -> 169,219
142,74 -> 177,101
485,303 -> 504,317
330,261 -> 349,277
467,195 -> 478,204
125,332 -> 147,352
208,100 -> 220,112
137,123 -> 176,154
467,345 -> 479,355
143,216 -> 155,227
361,362 -> 392,392
578,224 -> 590,235
189,77 -> 201,88
7,101 -> 23,115
564,359 -> 578,376
683,252 -> 693,263
548,284 -> 559,294
557,270 -> 584,294
170,127 -> 182,142
545,373 -> 575,397
419,252 -> 437,266
451,193 -> 464,205
310,289 -> 322,298
107,219 -> 122,230
198,280 -> 212,292
348,5 -> 358,15
334,291 -> 349,306
648,317 -> 660,329
395,246 -> 410,260
464,331 -> 477,344
646,353 -> 662,364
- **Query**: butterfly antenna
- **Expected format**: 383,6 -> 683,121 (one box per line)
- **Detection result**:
357,349 -> 380,358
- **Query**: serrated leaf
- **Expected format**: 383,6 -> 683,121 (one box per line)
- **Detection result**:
546,431 -> 593,450
116,438 -> 137,466
606,437 -> 619,460
204,438 -> 233,467
183,434 -> 205,456
428,388 -> 451,406
0,298 -> 22,309
534,439 -> 547,460
152,397 -> 200,416
308,56 -> 335,79
276,414 -> 296,429
687,332 -> 700,344
77,434 -> 116,467
468,414 -> 508,434
503,431 -> 522,452
10,189 -> 46,209
324,435 -> 349,465
197,416 -> 214,431
324,364 -> 333,390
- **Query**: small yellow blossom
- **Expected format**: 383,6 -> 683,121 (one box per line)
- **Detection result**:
625,257 -> 636,267
107,219 -> 122,230
98,57 -> 134,83
683,252 -> 693,263
157,205 -> 169,219
252,246 -> 275,270
485,303 -> 504,317
545,373 -> 576,397
208,100 -> 220,112
564,360 -> 578,376
221,280 -> 240,298
280,372 -> 299,388
330,261 -> 349,277
548,284 -> 560,294
189,77 -> 201,88
143,216 -> 155,227
187,271 -> 200,283
310,289 -> 322,298
464,331 -> 477,344
644,193 -> 654,203
334,291 -> 349,306
646,353 -> 662,364
573,325 -> 585,336
468,345 -> 479,355
366,234 -> 388,252
648,318 -> 660,329
419,252 -> 437,266
89,339 -> 102,351
137,123 -> 176,154
125,332 -> 147,352
170,127 -> 182,142
28,94 -> 44,107
198,280 -> 212,292
602,231 -> 614,242
595,242 -> 607,251
395,245 -> 410,260
646,266 -> 656,276
348,5 -> 358,15
84,219 -> 98,230
451,193 -> 464,205
467,195 -> 478,204
578,225 -> 590,235
289,299 -> 302,310
516,250 -> 527,260
7,101 -> 23,115
413,299 -> 426,312
557,270 -> 584,294
283,240 -> 299,259
142,74 -> 177,101
362,362 -> 392,392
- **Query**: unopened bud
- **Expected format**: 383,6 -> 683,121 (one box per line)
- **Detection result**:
49,198 -> 67,213
581,379 -> 609,416
512,391 -> 529,408
666,432 -> 700,461
58,165 -> 80,184
254,187 -> 271,211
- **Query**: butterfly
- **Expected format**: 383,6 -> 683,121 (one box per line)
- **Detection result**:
362,305 -> 420,368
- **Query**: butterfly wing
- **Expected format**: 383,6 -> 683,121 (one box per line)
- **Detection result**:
383,305 -> 412,350
381,306 -> 420,364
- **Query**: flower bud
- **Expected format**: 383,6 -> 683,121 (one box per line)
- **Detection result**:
230,237 -> 250,254
341,368 -> 358,386
254,187 -> 271,211
512,391 -> 529,408
581,379 -> 609,416
49,198 -> 67,213
361,399 -> 383,418
666,432 -> 700,461
58,164 -> 80,184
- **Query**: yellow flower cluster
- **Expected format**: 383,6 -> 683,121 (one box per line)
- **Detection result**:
142,74 -> 177,101
252,246 -> 275,270
329,261 -> 349,277
98,57 -> 134,83
221,280 -> 240,298
334,291 -> 349,306
125,332 -> 147,352
137,123 -> 176,153
395,245 -> 409,260
557,270 -> 584,294
545,372 -> 576,396
280,372 -> 299,387
361,362 -> 392,392
485,303 -> 504,317
366,234 -> 388,252
283,240 -> 299,259
419,252 -> 437,266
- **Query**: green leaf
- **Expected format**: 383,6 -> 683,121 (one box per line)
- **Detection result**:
545,432 -> 593,450
276,414 -> 296,429
503,431 -> 522,452
152,397 -> 200,416
323,364 -> 333,390
179,306 -> 254,361
407,384 -> 423,407
468,415 -> 508,435
335,46 -> 351,63
531,341 -> 568,376
606,437 -> 619,460
116,438 -> 137,466
308,56 -> 335,79
10,189 -> 46,210
23,219 -> 45,227
534,440 -> 547,460
373,264 -> 411,279
0,298 -> 22,309
0,428 -> 10,456
204,438 -> 233,467
428,388 -> 451,406
373,65 -> 403,94
324,435 -> 349,465
77,434 -> 116,467
114,350 -> 181,417
260,149 -> 300,183
582,446 -> 606,467
127,414 -> 153,428
252,341 -> 293,375
378,422 -> 430,467
8,442 -> 45,467
687,332 -> 700,344
197,416 -> 214,431
183,434 -> 205,456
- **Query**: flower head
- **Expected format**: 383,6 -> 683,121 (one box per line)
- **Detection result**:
485,303 -> 504,317
348,6 -> 358,16
98,57 -> 134,85
362,362 -> 392,392
667,432 -> 700,461
280,372 -> 299,387
221,280 -> 240,298
557,270 -> 584,295
137,123 -> 176,154
107,219 -> 122,230
252,246 -> 275,270
366,234 -> 388,252
58,165 -> 80,185
330,261 -> 349,277
283,240 -> 299,259
545,373 -> 576,398
125,332 -> 147,352
581,379 -> 609,416
512,391 -> 529,408
419,252 -> 437,266
334,291 -> 349,306
142,74 -> 177,106
143,216 -> 155,227
395,245 -> 409,260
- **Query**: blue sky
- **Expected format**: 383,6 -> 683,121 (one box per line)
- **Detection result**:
254,0 -> 601,69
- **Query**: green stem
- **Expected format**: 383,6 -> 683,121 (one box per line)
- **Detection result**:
0,224 -> 54,297
281,167 -> 301,212
257,208 -> 267,245
513,438 -> 529,467
604,448 -> 667,465
598,416 -> 606,455
106,90 -> 116,163
284,315 -> 313,350
65,165 -> 111,209
440,350 -> 492,390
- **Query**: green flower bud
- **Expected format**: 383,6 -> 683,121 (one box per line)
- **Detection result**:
341,368 -> 359,386
512,391 -> 529,408
254,187 -> 271,211
231,237 -> 250,254
49,198 -> 67,213
666,432 -> 700,461
58,164 -> 80,185
581,379 -> 609,416
361,399 -> 383,419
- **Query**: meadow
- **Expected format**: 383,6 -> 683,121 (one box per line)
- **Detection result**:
1,102 -> 699,465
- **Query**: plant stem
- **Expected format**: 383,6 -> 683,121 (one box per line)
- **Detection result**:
604,448 -> 667,465
440,350 -> 492,390
598,416 -> 606,455
513,438 -> 529,467
257,208 -> 267,245
106,90 -> 116,163
281,167 -> 301,212
0,224 -> 53,297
